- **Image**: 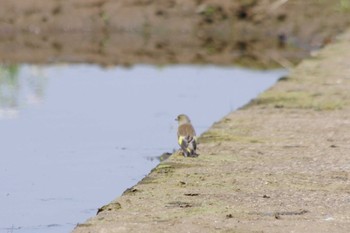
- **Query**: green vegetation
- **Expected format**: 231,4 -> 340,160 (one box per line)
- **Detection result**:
251,90 -> 345,111
338,0 -> 350,11
0,65 -> 20,108
100,12 -> 110,25
199,130 -> 264,144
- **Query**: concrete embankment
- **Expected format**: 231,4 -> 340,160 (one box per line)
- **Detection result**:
72,30 -> 350,233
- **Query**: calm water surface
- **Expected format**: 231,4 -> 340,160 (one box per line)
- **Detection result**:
0,64 -> 286,233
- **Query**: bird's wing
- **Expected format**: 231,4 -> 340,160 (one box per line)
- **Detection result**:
178,123 -> 196,138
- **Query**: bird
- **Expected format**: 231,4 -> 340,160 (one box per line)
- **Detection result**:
175,114 -> 198,157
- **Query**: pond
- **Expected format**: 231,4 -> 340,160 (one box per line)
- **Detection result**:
0,64 -> 286,233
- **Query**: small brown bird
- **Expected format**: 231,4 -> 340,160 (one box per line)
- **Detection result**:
175,114 -> 197,157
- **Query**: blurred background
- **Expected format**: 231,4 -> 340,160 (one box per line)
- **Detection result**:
1,1 -> 350,233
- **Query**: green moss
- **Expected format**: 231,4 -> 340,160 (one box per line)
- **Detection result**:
199,130 -> 264,144
76,223 -> 93,228
122,187 -> 140,195
97,202 -> 122,214
152,163 -> 174,175
100,12 -> 110,24
337,0 -> 350,11
138,176 -> 156,185
251,91 -> 344,110
233,58 -> 284,70
203,6 -> 216,17
151,162 -> 196,175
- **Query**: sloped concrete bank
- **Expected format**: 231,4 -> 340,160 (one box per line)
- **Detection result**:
72,30 -> 350,233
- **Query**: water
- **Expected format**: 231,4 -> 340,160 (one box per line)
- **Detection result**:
0,64 -> 286,233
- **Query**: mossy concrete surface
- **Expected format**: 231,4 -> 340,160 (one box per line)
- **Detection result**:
72,30 -> 350,233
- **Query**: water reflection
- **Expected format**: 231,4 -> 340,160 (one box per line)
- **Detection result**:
0,65 -> 47,119
0,65 -> 20,119
0,64 -> 286,233
25,67 -> 47,106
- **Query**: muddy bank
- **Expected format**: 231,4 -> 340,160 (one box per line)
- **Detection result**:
72,29 -> 350,232
1,0 -> 350,67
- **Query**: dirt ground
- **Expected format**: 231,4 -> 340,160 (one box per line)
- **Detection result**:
1,0 -> 350,67
72,29 -> 350,232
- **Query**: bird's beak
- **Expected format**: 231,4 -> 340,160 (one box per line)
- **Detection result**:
175,118 -> 178,121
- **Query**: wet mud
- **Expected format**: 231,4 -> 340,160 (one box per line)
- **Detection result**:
1,0 -> 350,67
